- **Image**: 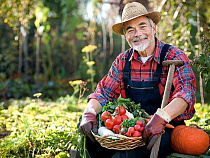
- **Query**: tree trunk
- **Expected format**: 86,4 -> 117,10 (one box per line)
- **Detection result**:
101,16 -> 107,74
42,44 -> 53,80
107,3 -> 117,56
109,29 -> 113,56
199,72 -> 205,106
21,1 -> 28,78
42,56 -> 48,80
18,32 -> 23,78
23,35 -> 29,77
35,35 -> 41,90
196,1 -> 205,106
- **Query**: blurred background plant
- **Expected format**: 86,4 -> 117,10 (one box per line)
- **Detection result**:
0,0 -> 210,157
69,80 -> 88,104
0,0 -> 209,104
81,44 -> 97,92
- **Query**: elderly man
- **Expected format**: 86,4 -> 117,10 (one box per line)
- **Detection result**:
79,2 -> 196,158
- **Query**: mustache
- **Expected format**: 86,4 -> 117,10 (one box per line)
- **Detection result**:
132,36 -> 148,42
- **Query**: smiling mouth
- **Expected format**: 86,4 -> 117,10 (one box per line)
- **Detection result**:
132,36 -> 148,42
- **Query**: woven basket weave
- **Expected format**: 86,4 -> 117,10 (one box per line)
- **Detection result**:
92,131 -> 145,150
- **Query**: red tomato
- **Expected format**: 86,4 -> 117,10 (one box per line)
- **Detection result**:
121,114 -> 129,121
126,131 -> 132,137
132,131 -> 142,137
115,106 -> 126,115
121,127 -> 127,135
136,120 -> 143,126
139,126 -> 144,132
128,127 -> 135,134
113,115 -> 123,125
113,125 -> 121,134
101,111 -> 112,122
105,119 -> 115,130
134,125 -> 141,131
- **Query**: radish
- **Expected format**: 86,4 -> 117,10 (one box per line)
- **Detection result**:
134,125 -> 141,131
132,131 -> 141,137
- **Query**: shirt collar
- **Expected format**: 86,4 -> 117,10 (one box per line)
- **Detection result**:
128,49 -> 139,61
129,38 -> 165,64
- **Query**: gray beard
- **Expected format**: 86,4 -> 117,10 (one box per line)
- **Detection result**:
131,30 -> 155,52
133,42 -> 151,52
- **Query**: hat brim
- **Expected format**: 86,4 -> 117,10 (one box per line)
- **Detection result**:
112,11 -> 161,35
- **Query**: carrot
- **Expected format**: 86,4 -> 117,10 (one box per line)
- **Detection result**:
145,115 -> 153,124
165,123 -> 175,129
145,118 -> 150,124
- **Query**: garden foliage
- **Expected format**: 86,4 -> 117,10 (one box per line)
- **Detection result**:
0,96 -> 85,157
0,96 -> 209,157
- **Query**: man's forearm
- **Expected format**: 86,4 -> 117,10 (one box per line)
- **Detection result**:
86,99 -> 102,114
163,97 -> 188,120
86,98 -> 188,120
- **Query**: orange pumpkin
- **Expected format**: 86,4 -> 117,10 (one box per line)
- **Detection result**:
171,125 -> 210,156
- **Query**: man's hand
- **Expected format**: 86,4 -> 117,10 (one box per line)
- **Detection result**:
79,112 -> 98,142
143,114 -> 167,150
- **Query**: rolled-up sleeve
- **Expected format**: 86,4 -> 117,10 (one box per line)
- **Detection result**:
170,48 -> 196,121
87,56 -> 122,107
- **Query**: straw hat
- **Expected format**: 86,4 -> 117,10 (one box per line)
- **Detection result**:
112,2 -> 161,35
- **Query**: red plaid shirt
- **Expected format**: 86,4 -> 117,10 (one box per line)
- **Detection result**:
88,38 -> 196,121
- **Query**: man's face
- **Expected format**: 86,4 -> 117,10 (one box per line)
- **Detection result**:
123,16 -> 156,52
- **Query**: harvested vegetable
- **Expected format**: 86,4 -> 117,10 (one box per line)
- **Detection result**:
98,127 -> 115,136
96,98 -> 150,138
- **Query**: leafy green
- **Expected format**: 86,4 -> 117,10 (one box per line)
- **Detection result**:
102,100 -> 117,113
121,118 -> 136,128
121,117 -> 145,128
0,96 -> 84,157
102,98 -> 149,118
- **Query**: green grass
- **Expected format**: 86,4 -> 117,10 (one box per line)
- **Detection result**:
185,103 -> 210,132
0,97 -> 209,157
0,96 -> 86,157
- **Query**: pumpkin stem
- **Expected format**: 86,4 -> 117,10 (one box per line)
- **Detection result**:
189,124 -> 200,129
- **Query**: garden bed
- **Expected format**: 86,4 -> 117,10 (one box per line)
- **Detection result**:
0,97 -> 209,157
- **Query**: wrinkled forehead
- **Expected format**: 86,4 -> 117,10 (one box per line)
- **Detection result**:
123,16 -> 150,30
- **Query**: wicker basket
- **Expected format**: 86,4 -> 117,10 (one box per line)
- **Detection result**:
92,131 -> 145,150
